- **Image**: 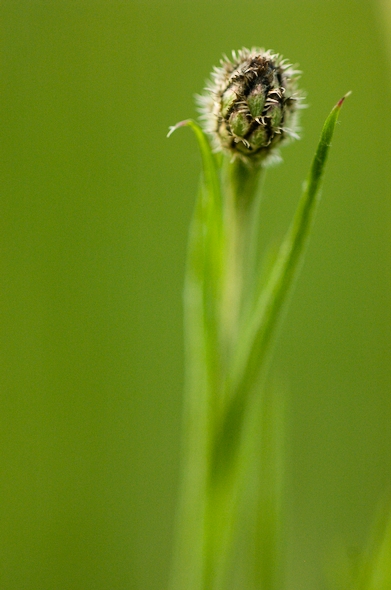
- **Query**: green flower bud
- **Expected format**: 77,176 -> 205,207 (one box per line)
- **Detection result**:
197,47 -> 304,165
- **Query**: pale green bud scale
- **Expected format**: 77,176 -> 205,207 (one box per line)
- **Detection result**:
229,111 -> 251,138
248,126 -> 268,149
247,85 -> 266,119
221,88 -> 237,117
268,104 -> 283,128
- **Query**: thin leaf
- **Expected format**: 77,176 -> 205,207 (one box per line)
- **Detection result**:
169,119 -> 224,389
168,120 -> 223,590
213,94 -> 349,476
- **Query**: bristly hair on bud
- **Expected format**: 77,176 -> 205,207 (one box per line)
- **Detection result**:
196,47 -> 305,166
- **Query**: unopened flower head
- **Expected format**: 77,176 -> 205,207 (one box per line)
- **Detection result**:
197,48 -> 304,165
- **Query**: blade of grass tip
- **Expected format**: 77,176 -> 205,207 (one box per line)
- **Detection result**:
168,120 -> 224,590
212,94 -> 350,478
168,119 -> 221,212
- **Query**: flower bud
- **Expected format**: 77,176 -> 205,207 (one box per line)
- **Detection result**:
197,47 -> 304,164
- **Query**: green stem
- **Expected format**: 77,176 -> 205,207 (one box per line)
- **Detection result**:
220,159 -> 264,366
202,158 -> 264,590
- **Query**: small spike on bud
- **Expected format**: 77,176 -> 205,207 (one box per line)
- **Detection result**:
197,47 -> 304,165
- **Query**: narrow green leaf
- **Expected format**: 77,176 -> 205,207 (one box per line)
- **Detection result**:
169,119 -> 224,383
168,120 -> 224,590
213,95 -> 349,475
236,95 -> 349,394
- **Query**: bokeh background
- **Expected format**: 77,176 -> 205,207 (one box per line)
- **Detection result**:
0,1 -> 390,589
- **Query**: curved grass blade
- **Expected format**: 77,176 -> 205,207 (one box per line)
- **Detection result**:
168,120 -> 224,590
169,120 -> 224,386
168,119 -> 221,203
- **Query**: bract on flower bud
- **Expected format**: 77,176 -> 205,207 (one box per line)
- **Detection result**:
197,47 -> 304,165
268,103 -> 283,128
229,110 -> 251,138
221,87 -> 237,117
248,125 -> 268,150
247,84 -> 266,119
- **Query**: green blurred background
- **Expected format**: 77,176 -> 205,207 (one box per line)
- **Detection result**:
0,1 -> 390,588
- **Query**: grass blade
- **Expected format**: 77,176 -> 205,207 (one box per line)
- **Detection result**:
168,120 -> 224,590
213,94 -> 349,476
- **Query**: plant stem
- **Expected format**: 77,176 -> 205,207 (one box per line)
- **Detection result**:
220,159 -> 264,365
